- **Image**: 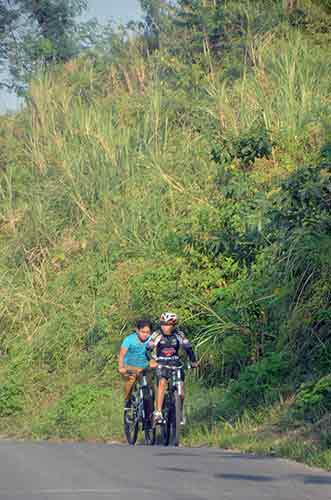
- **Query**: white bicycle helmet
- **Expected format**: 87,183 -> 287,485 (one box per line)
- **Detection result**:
160,312 -> 177,325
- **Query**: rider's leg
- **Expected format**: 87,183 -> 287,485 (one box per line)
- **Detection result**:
153,367 -> 169,422
153,377 -> 167,423
156,377 -> 168,413
124,373 -> 137,404
123,366 -> 142,404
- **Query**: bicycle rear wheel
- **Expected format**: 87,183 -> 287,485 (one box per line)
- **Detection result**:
124,396 -> 139,445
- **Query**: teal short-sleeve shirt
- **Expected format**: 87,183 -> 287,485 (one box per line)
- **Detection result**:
121,332 -> 150,369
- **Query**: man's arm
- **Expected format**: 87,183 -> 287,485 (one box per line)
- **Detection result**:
177,331 -> 198,366
118,346 -> 128,374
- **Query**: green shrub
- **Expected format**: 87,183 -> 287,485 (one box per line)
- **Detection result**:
320,425 -> 331,448
84,323 -> 108,351
35,384 -> 114,438
32,316 -> 76,373
81,337 -> 119,374
295,375 -> 331,421
226,352 -> 291,411
211,124 -> 272,169
272,164 -> 331,231
233,125 -> 272,168
0,382 -> 23,417
288,9 -> 307,28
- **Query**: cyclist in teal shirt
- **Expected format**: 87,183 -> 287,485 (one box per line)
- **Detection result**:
118,319 -> 152,403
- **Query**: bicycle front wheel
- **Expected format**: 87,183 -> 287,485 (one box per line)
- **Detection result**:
142,386 -> 155,445
156,394 -> 170,446
144,426 -> 156,445
124,398 -> 139,445
171,391 -> 181,447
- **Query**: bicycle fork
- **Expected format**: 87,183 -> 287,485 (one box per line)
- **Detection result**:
176,368 -> 183,397
175,369 -> 185,423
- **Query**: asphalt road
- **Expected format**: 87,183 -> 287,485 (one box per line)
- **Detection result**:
0,441 -> 331,500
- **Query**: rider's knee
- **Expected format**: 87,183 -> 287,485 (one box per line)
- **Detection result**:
159,377 -> 167,388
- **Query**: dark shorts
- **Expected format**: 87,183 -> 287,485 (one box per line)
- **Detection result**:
156,365 -> 185,382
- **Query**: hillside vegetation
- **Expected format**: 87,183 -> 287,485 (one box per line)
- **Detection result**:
0,0 -> 331,467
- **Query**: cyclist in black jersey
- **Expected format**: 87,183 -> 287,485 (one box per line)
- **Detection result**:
147,312 -> 197,424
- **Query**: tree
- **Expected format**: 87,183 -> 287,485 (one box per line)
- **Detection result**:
138,0 -> 174,52
0,2 -> 19,74
0,0 -> 88,92
175,0 -> 225,57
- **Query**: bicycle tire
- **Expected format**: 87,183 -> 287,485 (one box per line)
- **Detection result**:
124,398 -> 139,445
144,426 -> 156,445
171,391 -> 181,447
159,393 -> 171,446
142,387 -> 155,446
161,420 -> 170,446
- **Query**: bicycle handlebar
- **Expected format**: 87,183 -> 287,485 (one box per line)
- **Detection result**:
124,363 -> 196,376
155,364 -> 197,372
157,364 -> 184,370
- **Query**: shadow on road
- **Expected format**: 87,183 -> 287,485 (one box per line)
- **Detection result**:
155,452 -> 199,457
302,475 -> 331,485
159,466 -> 198,473
208,452 -> 276,460
216,472 -> 331,485
215,473 -> 275,482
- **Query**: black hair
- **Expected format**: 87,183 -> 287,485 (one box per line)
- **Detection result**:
136,319 -> 153,330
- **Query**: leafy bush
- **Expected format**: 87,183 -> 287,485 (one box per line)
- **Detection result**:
320,144 -> 331,166
226,353 -> 291,411
84,323 -> 108,351
288,9 -> 307,28
295,375 -> 331,421
211,125 -> 272,169
0,382 -> 23,417
35,384 -> 113,438
312,0 -> 331,12
233,126 -> 272,168
272,164 -> 331,231
128,257 -> 224,331
81,337 -> 119,374
31,315 -> 77,373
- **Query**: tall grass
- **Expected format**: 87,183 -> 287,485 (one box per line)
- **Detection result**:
16,27 -> 329,267
20,69 -> 215,262
206,31 -> 330,155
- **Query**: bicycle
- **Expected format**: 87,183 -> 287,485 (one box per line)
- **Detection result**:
155,364 -> 187,447
123,369 -> 155,446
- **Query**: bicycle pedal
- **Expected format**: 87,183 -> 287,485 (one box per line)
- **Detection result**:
153,417 -> 164,425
